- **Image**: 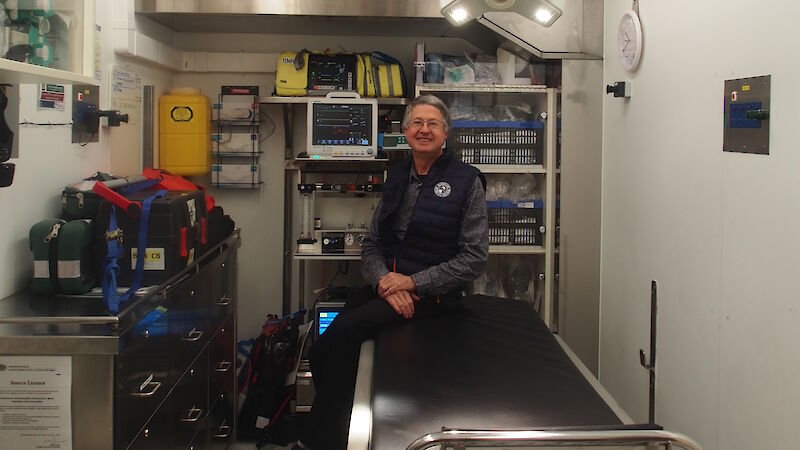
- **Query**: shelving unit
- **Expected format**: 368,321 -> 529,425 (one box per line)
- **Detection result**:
264,95 -> 408,314
211,86 -> 263,189
416,83 -> 560,328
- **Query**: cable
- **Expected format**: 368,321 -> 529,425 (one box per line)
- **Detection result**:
78,132 -> 95,147
326,260 -> 350,289
259,109 -> 276,143
19,120 -> 73,127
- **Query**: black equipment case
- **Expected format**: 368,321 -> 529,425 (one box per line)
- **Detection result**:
95,190 -> 207,287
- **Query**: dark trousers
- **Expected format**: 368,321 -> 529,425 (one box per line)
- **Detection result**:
301,285 -> 451,450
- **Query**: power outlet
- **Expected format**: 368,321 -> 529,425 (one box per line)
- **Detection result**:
72,84 -> 99,144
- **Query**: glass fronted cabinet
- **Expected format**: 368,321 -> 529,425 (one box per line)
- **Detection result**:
0,0 -> 95,84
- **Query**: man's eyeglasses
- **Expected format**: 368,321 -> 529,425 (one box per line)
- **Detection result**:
408,119 -> 443,130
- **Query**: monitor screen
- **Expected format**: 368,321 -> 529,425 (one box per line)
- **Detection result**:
306,97 -> 378,159
317,311 -> 339,336
315,301 -> 345,339
311,103 -> 373,146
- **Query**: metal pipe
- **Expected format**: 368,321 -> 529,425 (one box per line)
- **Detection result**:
406,429 -> 703,450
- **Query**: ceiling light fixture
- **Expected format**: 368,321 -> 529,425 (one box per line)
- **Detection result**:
441,0 -> 562,27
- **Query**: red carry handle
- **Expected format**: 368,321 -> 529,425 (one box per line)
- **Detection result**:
92,182 -> 141,218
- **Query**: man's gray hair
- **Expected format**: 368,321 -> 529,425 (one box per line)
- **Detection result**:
402,94 -> 451,134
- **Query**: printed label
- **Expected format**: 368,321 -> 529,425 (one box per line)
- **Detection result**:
131,248 -> 166,271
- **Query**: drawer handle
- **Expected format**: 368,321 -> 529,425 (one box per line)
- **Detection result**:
216,296 -> 232,306
212,423 -> 232,439
181,328 -> 204,342
214,360 -> 232,373
180,407 -> 204,423
131,375 -> 162,398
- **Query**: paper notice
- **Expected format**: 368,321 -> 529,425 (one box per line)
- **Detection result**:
0,356 -> 72,449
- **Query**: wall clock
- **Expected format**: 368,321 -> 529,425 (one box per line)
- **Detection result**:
617,9 -> 643,71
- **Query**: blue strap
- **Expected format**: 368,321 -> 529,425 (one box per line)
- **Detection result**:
102,189 -> 167,313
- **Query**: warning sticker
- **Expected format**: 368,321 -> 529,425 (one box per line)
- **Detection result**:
38,84 -> 65,110
131,248 -> 166,271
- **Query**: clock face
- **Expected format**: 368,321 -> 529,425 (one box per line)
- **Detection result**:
618,10 -> 642,71
344,233 -> 355,246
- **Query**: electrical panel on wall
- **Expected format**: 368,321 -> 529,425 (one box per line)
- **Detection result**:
723,75 -> 770,155
71,84 -> 99,144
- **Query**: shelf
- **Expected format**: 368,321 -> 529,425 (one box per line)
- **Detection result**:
212,152 -> 263,158
260,96 -> 409,105
418,84 -> 551,94
212,119 -> 260,125
294,157 -> 389,162
210,182 -> 263,189
294,253 -> 361,260
313,190 -> 381,196
473,164 -> 546,174
0,59 -> 97,85
287,158 -> 389,172
489,245 -> 546,255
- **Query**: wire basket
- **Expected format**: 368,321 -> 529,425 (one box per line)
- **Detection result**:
487,200 -> 543,246
450,121 -> 544,166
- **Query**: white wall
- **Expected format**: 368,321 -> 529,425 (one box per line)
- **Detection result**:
0,2 -> 172,299
600,1 -> 800,449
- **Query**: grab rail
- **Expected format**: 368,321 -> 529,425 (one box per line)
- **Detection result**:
406,429 -> 703,450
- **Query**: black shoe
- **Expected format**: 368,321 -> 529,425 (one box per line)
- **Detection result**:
291,441 -> 311,450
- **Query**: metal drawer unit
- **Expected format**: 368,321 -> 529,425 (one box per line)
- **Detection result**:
0,231 -> 240,450
116,307 -> 172,446
208,250 -> 236,335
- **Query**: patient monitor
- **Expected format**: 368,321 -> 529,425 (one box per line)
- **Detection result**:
307,92 -> 378,160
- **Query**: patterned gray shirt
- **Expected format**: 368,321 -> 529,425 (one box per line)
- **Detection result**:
360,164 -> 489,296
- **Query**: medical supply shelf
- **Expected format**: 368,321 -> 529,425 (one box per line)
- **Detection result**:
0,230 -> 240,449
259,96 -> 409,105
212,90 -> 262,188
417,83 -> 560,328
267,94 -> 409,316
473,164 -> 546,173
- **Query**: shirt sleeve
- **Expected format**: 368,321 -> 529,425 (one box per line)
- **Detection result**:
411,177 -> 489,296
360,198 -> 391,289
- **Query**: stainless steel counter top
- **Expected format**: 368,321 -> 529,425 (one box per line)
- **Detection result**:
0,230 -> 241,355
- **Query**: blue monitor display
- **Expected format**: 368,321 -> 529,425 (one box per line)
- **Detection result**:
318,311 -> 339,336
315,301 -> 345,339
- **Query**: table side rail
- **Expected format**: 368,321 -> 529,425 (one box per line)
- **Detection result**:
406,429 -> 703,450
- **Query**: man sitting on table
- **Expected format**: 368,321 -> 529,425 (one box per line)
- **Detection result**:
296,94 -> 489,450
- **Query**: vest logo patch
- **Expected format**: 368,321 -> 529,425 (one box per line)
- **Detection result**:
434,182 -> 451,198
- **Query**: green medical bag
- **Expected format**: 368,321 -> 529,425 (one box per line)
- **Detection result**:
29,218 -> 96,295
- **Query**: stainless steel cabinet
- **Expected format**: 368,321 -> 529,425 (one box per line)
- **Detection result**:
0,231 -> 240,449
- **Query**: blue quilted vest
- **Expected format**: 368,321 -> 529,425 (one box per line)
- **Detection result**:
379,151 -> 481,303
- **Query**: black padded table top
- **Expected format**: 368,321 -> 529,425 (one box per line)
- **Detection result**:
370,295 -> 623,449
